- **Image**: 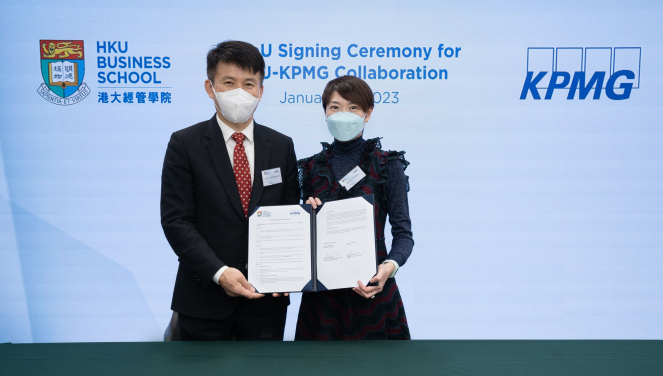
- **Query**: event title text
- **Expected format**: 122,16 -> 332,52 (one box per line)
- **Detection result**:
260,43 -> 460,81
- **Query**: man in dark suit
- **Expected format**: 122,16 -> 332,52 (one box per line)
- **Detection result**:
161,41 -> 298,341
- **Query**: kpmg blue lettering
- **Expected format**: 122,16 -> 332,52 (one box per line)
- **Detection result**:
264,66 -> 328,80
520,70 -> 635,100
605,70 -> 635,100
520,72 -> 548,100
567,72 -> 605,100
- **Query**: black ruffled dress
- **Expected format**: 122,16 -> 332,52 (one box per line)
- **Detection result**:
295,137 -> 413,340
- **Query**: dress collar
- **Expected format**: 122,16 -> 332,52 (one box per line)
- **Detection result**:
332,136 -> 366,155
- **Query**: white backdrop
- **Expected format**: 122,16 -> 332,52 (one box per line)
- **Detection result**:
1,0 -> 662,342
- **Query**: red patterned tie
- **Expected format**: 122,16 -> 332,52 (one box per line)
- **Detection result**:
231,132 -> 252,217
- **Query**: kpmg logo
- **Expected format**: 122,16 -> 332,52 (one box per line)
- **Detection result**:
38,40 -> 91,105
521,47 -> 641,100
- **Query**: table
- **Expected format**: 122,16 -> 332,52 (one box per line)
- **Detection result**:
1,340 -> 661,375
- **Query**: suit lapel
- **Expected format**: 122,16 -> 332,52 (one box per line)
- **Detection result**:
248,123 -> 270,216
204,115 -> 245,219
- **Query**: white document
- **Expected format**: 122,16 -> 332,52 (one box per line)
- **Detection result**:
316,196 -> 377,290
248,205 -> 311,293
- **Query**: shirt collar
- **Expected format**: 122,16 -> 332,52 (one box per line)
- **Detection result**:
217,114 -> 254,145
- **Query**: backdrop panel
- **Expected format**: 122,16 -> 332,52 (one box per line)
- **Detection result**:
1,0 -> 661,342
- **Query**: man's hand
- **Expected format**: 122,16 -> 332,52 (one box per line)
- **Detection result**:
353,262 -> 394,299
218,267 -> 264,299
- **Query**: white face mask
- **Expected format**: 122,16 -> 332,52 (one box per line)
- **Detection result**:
210,83 -> 260,124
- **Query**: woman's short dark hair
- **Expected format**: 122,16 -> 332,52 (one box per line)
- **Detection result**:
321,76 -> 374,112
207,41 -> 265,84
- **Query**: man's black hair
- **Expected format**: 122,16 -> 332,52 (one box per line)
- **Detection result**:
206,40 -> 265,84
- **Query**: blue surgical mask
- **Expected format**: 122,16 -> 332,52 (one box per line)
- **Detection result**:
326,112 -> 365,142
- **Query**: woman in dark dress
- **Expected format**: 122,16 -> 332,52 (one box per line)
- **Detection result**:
295,76 -> 414,340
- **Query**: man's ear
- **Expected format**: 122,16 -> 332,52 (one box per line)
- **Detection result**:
204,79 -> 215,99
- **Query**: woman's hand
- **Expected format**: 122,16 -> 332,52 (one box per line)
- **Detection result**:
353,262 -> 395,299
306,197 -> 322,209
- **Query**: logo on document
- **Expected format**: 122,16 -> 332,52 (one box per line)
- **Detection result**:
521,47 -> 640,100
38,40 -> 91,105
257,211 -> 262,217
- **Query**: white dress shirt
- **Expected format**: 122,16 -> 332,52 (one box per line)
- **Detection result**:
213,116 -> 255,285
217,115 -> 255,186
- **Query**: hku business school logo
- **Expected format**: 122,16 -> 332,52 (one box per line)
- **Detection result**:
38,40 -> 91,105
520,47 -> 641,100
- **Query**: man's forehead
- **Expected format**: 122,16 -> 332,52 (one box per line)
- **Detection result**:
216,62 -> 259,78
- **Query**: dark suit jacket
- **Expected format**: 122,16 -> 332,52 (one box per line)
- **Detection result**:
161,115 -> 299,320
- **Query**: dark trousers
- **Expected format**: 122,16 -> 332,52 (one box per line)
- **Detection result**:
178,299 -> 287,341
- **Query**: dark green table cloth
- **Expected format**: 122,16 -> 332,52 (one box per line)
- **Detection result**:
1,340 -> 661,375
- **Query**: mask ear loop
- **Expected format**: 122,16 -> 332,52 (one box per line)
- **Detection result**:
208,80 -> 224,116
359,115 -> 367,138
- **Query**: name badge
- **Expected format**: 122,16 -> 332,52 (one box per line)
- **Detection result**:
339,166 -> 366,190
261,167 -> 282,186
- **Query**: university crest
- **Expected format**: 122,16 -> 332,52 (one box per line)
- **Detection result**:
38,40 -> 90,105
